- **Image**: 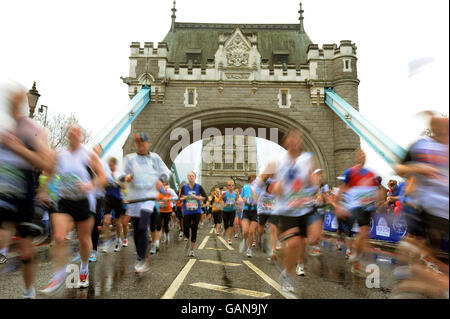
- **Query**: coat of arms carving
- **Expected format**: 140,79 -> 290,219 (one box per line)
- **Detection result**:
226,35 -> 250,67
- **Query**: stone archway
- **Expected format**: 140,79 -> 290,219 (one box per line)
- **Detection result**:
150,107 -> 333,184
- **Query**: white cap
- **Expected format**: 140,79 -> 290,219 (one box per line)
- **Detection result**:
313,168 -> 323,175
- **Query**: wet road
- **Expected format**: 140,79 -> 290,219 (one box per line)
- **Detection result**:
0,224 -> 399,299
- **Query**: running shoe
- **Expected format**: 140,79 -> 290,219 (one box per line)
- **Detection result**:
296,264 -> 305,276
101,239 -> 114,252
136,261 -> 150,273
179,231 -> 184,239
40,273 -> 66,296
216,232 -> 220,236
348,252 -> 358,263
23,287 -> 36,299
122,239 -> 128,247
150,243 -> 156,255
188,248 -> 195,257
134,260 -> 144,273
78,272 -> 89,288
309,246 -> 322,257
0,253 -> 7,264
228,239 -> 232,246
114,241 -> 121,252
280,271 -> 295,293
345,250 -> 353,260
335,242 -> 342,251
161,233 -> 166,243
89,250 -> 97,262
239,239 -> 246,253
247,248 -> 253,258
252,240 -> 256,248
350,261 -> 366,277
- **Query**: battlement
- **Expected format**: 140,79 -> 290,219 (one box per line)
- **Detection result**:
130,42 -> 169,58
307,41 -> 357,60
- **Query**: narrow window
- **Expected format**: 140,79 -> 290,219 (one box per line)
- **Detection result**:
188,89 -> 194,105
281,91 -> 287,106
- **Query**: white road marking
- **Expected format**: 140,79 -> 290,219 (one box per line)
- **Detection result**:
217,236 -> 234,250
205,248 -> 226,251
243,261 -> 297,299
190,282 -> 271,298
209,228 -> 215,234
161,259 -> 197,299
198,236 -> 209,250
199,259 -> 242,267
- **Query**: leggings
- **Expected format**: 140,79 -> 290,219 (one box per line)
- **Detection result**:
183,213 -> 201,243
149,209 -> 162,232
222,210 -> 236,228
92,197 -> 103,251
131,209 -> 152,260
160,212 -> 171,234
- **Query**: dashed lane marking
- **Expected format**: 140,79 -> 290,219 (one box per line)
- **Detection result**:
190,282 -> 271,298
199,259 -> 242,267
205,248 -> 226,251
243,260 -> 297,299
217,236 -> 234,250
161,259 -> 197,299
198,236 -> 210,250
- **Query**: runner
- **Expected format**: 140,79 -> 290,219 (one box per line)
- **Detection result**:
210,188 -> 223,236
121,132 -> 171,272
175,181 -> 186,240
308,168 -> 329,257
101,156 -> 128,255
255,160 -> 279,261
180,172 -> 207,257
88,146 -> 112,262
41,124 -> 107,294
221,180 -> 239,245
0,81 -> 53,298
239,174 -> 260,257
338,149 -> 383,275
392,115 -> 448,298
157,181 -> 178,245
234,187 -> 243,238
270,129 -> 322,292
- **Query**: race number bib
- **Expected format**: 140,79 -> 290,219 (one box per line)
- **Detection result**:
262,196 -> 275,211
59,173 -> 84,199
0,164 -> 27,199
159,200 -> 169,210
225,197 -> 236,207
286,189 -> 315,209
186,198 -> 198,211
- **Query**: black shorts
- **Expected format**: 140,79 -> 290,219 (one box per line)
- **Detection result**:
104,195 -> 125,218
56,198 -> 94,222
349,207 -> 374,228
95,197 -> 104,215
176,206 -> 183,220
222,210 -> 236,228
278,212 -> 320,238
243,207 -> 258,222
258,214 -> 270,226
404,204 -> 449,239
212,210 -> 222,225
0,206 -> 34,238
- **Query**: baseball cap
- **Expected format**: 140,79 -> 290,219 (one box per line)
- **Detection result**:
313,168 -> 323,175
135,133 -> 149,142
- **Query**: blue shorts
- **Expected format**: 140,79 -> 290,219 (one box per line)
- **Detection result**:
236,210 -> 243,220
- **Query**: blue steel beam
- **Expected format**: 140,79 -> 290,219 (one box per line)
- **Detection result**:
325,88 -> 406,165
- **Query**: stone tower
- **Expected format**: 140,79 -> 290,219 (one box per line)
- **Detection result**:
121,2 -> 361,186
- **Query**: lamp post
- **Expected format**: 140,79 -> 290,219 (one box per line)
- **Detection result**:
38,105 -> 48,127
27,81 -> 40,118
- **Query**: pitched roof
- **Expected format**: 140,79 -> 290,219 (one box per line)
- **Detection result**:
162,22 -> 313,67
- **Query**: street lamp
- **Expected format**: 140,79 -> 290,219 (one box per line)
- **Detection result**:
39,105 -> 48,127
27,81 -> 40,118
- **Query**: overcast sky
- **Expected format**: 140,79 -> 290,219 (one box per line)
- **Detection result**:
1,0 -> 448,185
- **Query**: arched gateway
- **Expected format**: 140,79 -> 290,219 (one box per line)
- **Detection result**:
122,3 -> 360,186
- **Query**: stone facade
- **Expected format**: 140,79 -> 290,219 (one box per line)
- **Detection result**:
122,5 -> 360,188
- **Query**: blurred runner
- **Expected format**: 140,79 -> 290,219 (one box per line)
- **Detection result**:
210,188 -> 223,236
221,180 -> 239,245
122,132 -> 171,272
239,174 -> 259,258
393,115 -> 449,298
41,125 -> 106,294
271,129 -> 322,292
0,81 -> 53,298
180,172 -> 207,257
157,181 -> 178,246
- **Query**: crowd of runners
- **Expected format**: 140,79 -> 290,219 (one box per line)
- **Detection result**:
0,82 -> 448,299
